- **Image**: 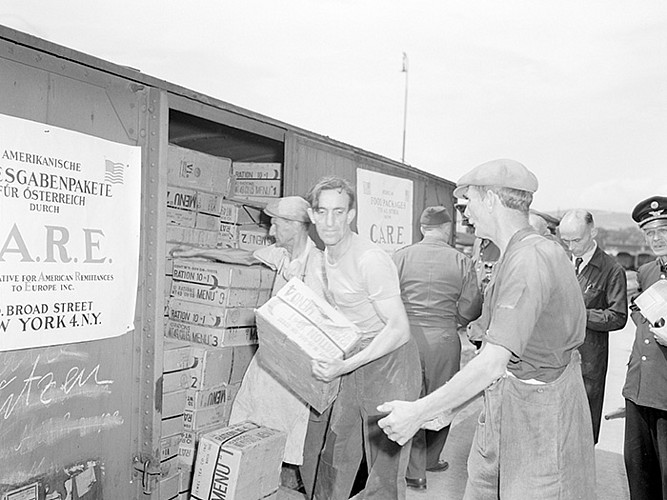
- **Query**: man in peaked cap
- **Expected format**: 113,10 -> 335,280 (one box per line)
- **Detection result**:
622,195 -> 667,500
378,159 -> 596,499
173,196 -> 329,497
393,206 -> 482,489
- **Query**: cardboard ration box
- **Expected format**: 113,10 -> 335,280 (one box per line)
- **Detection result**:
172,259 -> 275,291
162,388 -> 187,419
166,185 -> 198,212
167,145 -> 231,194
255,277 -> 362,413
186,382 -> 240,410
166,226 -> 222,248
160,433 -> 182,463
219,201 -> 263,225
190,421 -> 286,500
232,162 -> 282,180
166,207 -> 196,228
169,284 -> 262,309
231,178 -> 281,198
179,423 -> 224,469
183,403 -> 233,431
163,366 -> 196,394
188,346 -> 255,389
161,413 -> 185,439
168,296 -> 260,328
238,226 -> 273,251
158,469 -> 180,500
165,320 -> 258,349
163,339 -> 192,372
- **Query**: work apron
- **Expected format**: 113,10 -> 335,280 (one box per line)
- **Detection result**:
464,350 -> 596,500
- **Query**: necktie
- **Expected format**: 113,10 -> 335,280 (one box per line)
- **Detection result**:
575,257 -> 583,275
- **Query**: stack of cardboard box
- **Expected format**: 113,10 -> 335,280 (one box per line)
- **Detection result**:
160,146 -> 292,498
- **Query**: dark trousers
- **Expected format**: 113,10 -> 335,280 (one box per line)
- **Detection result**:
624,399 -> 667,500
579,331 -> 609,444
313,341 -> 421,500
300,406 -> 331,499
406,325 -> 460,479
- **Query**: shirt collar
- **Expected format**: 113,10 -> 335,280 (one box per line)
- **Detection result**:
573,241 -> 597,270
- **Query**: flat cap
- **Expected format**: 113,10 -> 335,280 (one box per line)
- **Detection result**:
453,159 -> 539,198
264,196 -> 310,222
632,196 -> 667,228
420,206 -> 451,225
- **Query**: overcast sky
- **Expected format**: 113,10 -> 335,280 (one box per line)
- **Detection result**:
2,1 -> 666,215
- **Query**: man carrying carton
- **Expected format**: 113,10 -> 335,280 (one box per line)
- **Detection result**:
377,159 -> 596,499
307,176 -> 421,500
174,196 -> 328,498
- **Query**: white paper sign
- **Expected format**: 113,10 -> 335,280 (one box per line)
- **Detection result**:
356,168 -> 413,253
634,279 -> 667,325
0,114 -> 141,351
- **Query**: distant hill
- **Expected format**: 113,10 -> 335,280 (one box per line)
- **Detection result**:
548,209 -> 635,230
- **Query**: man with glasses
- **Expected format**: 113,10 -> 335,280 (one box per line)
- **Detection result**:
306,176 -> 421,500
623,195 -> 667,500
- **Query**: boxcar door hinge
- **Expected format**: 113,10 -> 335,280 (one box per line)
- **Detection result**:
133,456 -> 161,495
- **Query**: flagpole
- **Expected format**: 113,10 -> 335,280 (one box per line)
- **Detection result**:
401,52 -> 409,164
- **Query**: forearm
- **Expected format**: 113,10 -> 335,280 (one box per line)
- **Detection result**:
342,322 -> 410,374
412,344 -> 508,425
586,307 -> 628,332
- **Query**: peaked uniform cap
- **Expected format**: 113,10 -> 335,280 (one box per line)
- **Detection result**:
454,159 -> 539,198
632,196 -> 667,228
264,196 -> 311,222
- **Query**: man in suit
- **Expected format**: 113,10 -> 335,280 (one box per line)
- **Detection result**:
559,209 -> 628,444
622,196 -> 667,500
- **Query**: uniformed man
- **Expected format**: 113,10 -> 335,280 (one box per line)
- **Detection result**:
622,195 -> 667,500
392,206 -> 482,489
377,159 -> 596,499
559,209 -> 628,444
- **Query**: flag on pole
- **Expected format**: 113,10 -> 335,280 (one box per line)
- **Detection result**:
402,52 -> 408,73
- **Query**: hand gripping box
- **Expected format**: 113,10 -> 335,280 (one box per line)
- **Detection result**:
255,277 -> 362,413
190,421 -> 286,500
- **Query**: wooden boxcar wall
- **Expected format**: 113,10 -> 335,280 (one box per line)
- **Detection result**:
285,133 -> 456,243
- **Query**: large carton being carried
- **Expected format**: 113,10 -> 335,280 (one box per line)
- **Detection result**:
255,278 -> 362,413
190,421 -> 286,500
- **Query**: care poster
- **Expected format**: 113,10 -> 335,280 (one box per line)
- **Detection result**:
356,168 -> 413,253
0,114 -> 141,351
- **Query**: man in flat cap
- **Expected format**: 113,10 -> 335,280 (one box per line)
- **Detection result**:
392,206 -> 481,489
173,196 -> 328,497
622,195 -> 667,500
306,176 -> 421,500
378,159 -> 596,499
559,209 -> 627,446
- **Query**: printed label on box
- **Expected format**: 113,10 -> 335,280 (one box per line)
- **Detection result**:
232,179 -> 281,198
232,162 -> 282,180
167,186 -> 198,211
165,320 -> 258,348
